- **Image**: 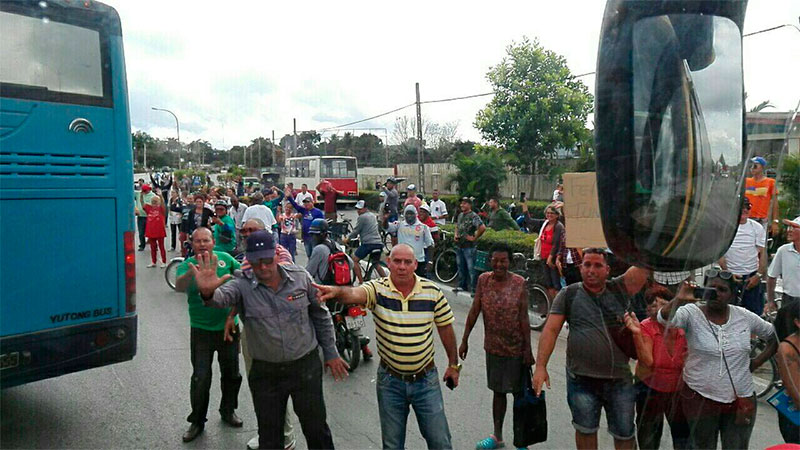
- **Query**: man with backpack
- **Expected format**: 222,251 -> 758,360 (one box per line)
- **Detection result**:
305,218 -> 352,286
532,248 -> 650,450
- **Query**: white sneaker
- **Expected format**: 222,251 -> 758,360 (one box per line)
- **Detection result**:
146,263 -> 156,268
247,436 -> 259,450
160,262 -> 167,268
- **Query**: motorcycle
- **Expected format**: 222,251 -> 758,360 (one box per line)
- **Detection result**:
329,301 -> 372,371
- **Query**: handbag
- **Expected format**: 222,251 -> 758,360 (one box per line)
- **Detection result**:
532,222 -> 546,261
703,314 -> 756,426
513,367 -> 548,447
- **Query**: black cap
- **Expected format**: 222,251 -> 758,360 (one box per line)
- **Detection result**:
245,230 -> 276,261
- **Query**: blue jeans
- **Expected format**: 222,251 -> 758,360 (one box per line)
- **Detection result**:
376,365 -> 452,449
455,247 -> 476,291
566,369 -> 636,440
736,274 -> 764,316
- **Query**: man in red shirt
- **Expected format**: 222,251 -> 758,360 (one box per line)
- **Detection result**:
744,156 -> 779,232
418,204 -> 440,242
459,247 -> 532,450
316,179 -> 345,223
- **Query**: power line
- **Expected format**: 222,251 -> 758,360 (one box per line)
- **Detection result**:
420,92 -> 494,104
319,102 -> 415,132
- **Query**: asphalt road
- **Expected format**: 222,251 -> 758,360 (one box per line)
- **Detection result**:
0,207 -> 785,449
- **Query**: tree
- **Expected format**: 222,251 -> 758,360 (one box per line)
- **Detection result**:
475,37 -> 593,173
749,100 -> 775,112
450,146 -> 507,204
391,115 -> 460,164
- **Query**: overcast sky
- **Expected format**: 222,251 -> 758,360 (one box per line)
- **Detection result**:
107,0 -> 800,149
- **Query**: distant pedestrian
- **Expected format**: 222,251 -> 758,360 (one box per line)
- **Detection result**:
429,189 -> 449,225
403,184 -> 421,210
286,195 -> 324,258
487,197 -> 519,232
718,199 -> 766,315
744,156 -> 778,231
169,190 -> 185,251
382,177 -> 399,222
294,183 -> 314,205
460,247 -> 532,449
537,206 -> 565,299
277,202 -> 300,262
454,197 -> 486,293
135,183 -> 156,251
316,179 -> 344,222
144,195 -> 168,268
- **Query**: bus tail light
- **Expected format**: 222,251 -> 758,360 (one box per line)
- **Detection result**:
124,231 -> 136,313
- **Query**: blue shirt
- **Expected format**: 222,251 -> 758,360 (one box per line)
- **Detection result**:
287,196 -> 324,240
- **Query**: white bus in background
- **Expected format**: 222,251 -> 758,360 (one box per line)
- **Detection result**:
285,156 -> 359,204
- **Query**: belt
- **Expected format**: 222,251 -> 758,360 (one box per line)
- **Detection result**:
380,359 -> 435,383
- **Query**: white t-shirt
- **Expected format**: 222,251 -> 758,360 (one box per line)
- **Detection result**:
386,220 -> 433,262
658,303 -> 774,403
295,191 -> 314,205
241,204 -> 276,230
768,243 -> 800,297
723,219 -> 765,275
429,199 -> 448,225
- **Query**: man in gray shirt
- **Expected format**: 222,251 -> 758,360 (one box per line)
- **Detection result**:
382,177 -> 399,221
191,230 -> 349,450
533,248 -> 649,450
344,200 -> 386,283
305,218 -> 335,284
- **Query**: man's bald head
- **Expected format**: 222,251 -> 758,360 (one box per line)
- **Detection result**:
389,244 -> 415,260
192,226 -> 213,241
244,218 -> 266,230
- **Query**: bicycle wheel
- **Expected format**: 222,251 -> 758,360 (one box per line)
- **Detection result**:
364,260 -> 388,282
526,283 -> 550,331
434,248 -> 458,284
751,338 -> 778,398
165,258 -> 184,291
382,231 -> 394,253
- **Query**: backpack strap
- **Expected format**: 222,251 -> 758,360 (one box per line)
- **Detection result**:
563,283 -> 583,321
783,339 -> 800,358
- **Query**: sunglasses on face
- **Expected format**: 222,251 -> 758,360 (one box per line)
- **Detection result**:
252,258 -> 274,267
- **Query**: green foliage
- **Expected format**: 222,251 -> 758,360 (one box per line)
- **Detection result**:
227,166 -> 247,177
779,153 -> 800,215
440,224 -> 540,258
475,37 -> 593,173
451,146 -> 507,204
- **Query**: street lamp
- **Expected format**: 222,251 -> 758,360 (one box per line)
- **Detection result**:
151,107 -> 181,169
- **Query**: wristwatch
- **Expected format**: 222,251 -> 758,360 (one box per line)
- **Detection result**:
448,363 -> 462,373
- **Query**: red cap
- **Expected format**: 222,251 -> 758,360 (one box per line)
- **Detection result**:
141,184 -> 152,192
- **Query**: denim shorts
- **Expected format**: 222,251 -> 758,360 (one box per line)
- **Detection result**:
354,243 -> 384,260
566,370 -> 636,439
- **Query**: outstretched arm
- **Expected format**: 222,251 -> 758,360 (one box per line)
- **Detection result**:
313,284 -> 368,306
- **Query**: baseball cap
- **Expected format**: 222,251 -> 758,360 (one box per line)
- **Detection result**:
245,230 -> 276,261
459,196 -> 472,203
141,184 -> 152,192
419,204 -> 430,213
784,216 -> 800,228
379,191 -> 387,197
404,204 -> 417,214
407,184 -> 416,190
750,156 -> 768,167
302,197 -> 313,203
355,200 -> 366,209
386,177 -> 396,184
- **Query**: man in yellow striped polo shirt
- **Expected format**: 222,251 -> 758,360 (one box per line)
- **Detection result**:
315,244 -> 460,449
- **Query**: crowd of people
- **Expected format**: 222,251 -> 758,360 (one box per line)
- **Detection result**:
136,154 -> 799,449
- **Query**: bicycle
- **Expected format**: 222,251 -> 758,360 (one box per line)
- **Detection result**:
343,237 -> 388,283
328,213 -> 353,245
751,299 -> 782,398
511,252 -> 551,332
433,230 -> 458,284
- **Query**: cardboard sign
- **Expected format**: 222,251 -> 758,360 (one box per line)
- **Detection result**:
563,172 -> 608,248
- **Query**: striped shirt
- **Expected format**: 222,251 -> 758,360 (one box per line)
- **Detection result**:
360,275 -> 455,374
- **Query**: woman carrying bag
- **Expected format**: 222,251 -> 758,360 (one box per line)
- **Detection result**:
658,270 -> 777,449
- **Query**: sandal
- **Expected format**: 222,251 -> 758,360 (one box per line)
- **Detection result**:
476,435 -> 505,449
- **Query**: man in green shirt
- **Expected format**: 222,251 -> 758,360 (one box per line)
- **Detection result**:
487,197 -> 520,232
211,200 -> 237,255
175,227 -> 243,442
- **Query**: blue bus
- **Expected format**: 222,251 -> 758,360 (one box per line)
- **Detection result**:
0,0 -> 136,388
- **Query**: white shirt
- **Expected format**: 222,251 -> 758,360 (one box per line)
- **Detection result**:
386,219 -> 433,262
241,204 -> 276,230
768,242 -> 800,297
723,219 -> 765,275
295,191 -> 314,205
658,303 -> 774,403
429,199 -> 448,225
230,203 -> 248,230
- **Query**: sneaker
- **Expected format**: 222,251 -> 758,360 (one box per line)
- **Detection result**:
476,435 -> 504,449
246,436 -> 259,450
160,262 -> 167,268
146,263 -> 156,268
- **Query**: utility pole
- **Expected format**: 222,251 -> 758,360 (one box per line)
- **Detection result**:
258,137 -> 262,172
272,130 -> 276,168
415,82 -> 425,193
143,142 -> 147,170
293,118 -> 298,158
